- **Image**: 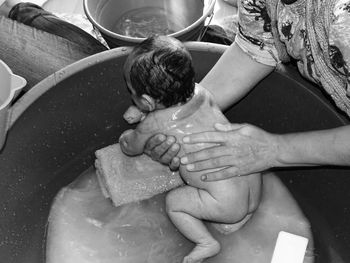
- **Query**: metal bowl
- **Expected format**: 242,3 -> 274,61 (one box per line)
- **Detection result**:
84,0 -> 216,47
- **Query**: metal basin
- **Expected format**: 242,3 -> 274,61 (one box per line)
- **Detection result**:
0,42 -> 349,262
84,0 -> 216,47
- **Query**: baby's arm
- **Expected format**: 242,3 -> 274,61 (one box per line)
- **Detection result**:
123,105 -> 146,124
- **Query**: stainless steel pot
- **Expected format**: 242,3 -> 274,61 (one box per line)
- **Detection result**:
84,0 -> 216,47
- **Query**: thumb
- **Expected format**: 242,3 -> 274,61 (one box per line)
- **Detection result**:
214,123 -> 247,132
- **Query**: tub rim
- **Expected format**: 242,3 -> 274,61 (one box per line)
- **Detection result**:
10,41 -> 349,128
10,42 -> 227,127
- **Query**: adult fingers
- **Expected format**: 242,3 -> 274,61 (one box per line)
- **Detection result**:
183,131 -> 231,144
214,122 -> 247,132
149,136 -> 176,162
185,155 -> 235,172
169,156 -> 181,171
158,143 -> 180,166
202,164 -> 261,181
180,146 -> 231,166
201,166 -> 242,182
144,133 -> 166,156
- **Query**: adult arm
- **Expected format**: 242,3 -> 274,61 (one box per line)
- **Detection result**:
200,42 -> 274,111
180,123 -> 350,181
179,0 -> 350,180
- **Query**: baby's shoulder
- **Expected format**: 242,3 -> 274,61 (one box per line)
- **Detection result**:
136,111 -> 171,134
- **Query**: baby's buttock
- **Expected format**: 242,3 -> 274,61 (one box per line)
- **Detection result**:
180,166 -> 262,213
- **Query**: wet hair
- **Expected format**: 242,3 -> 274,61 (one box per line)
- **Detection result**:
125,35 -> 195,107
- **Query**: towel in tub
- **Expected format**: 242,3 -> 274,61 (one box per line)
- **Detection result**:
95,143 -> 183,207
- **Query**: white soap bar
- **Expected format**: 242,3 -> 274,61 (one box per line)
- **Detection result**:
271,231 -> 309,263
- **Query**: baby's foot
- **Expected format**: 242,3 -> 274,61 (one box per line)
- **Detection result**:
182,240 -> 220,263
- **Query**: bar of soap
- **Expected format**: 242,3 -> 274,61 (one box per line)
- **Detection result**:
270,231 -> 309,263
95,143 -> 183,207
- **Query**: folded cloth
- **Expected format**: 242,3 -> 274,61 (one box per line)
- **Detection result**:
95,143 -> 183,207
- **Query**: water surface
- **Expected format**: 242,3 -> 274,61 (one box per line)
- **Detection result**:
46,167 -> 193,263
113,7 -> 184,38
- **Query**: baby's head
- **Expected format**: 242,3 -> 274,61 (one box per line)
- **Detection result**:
124,35 -> 195,112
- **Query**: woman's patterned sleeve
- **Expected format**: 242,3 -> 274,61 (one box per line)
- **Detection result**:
329,0 -> 350,91
235,0 -> 279,66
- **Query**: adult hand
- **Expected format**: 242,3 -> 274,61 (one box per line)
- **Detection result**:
181,123 -> 280,181
144,134 -> 181,171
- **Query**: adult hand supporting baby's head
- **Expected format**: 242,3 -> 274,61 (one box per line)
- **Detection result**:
144,134 -> 181,171
180,123 -> 280,181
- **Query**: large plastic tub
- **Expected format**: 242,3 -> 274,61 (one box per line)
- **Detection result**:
0,42 -> 349,262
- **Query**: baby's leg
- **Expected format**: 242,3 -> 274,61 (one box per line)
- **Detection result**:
166,186 -> 221,263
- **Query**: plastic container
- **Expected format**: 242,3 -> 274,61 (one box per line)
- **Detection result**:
0,60 -> 26,151
1,42 -> 349,262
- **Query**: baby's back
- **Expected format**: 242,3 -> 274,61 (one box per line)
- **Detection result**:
141,86 -> 261,214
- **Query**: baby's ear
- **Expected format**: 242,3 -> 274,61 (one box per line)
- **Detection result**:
141,94 -> 156,112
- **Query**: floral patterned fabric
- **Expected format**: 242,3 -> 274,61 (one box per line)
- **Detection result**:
236,0 -> 279,66
236,0 -> 350,112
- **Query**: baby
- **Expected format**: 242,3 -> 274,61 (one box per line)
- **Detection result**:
119,35 -> 262,263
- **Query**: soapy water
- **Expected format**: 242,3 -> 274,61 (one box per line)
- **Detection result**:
45,167 -> 193,263
113,7 -> 185,38
45,166 -> 318,263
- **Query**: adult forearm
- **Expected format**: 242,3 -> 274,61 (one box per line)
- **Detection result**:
200,42 -> 274,111
276,125 -> 350,167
